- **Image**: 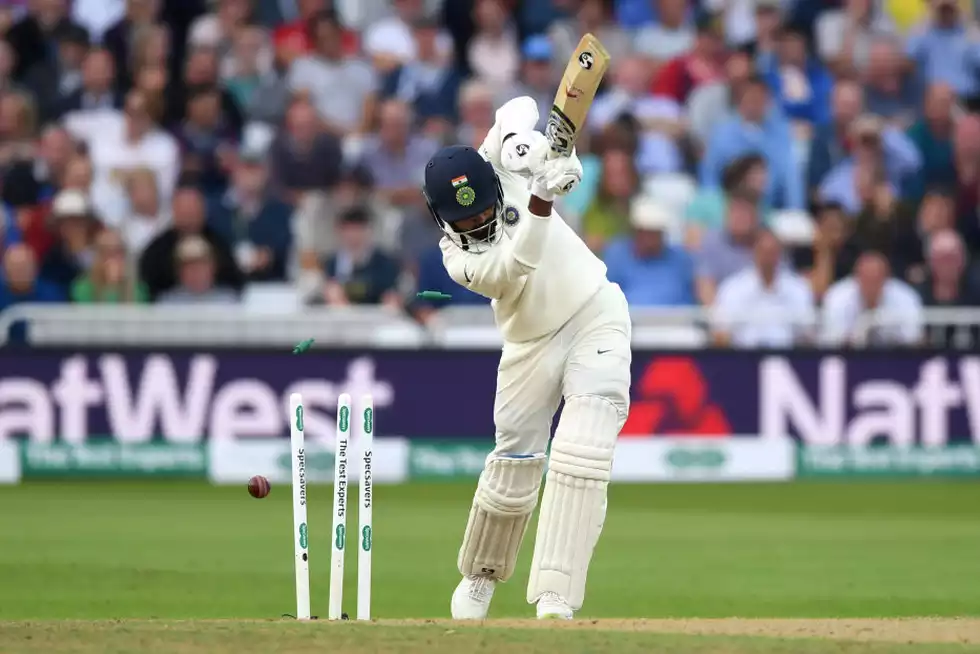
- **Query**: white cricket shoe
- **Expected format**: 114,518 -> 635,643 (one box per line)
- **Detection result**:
535,591 -> 573,620
450,575 -> 496,619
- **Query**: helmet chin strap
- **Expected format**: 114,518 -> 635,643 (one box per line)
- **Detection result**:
455,215 -> 497,251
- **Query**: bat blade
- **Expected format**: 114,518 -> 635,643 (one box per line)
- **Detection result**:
545,33 -> 610,158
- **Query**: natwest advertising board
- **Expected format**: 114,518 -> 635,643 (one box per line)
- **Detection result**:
0,350 -> 978,446
0,351 -> 495,443
625,353 -> 980,445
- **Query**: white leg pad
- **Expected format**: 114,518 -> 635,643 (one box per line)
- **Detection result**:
527,395 -> 620,611
457,453 -> 546,581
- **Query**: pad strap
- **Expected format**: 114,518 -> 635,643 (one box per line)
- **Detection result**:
458,453 -> 546,581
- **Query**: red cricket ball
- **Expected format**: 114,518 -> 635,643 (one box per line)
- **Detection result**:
248,475 -> 271,499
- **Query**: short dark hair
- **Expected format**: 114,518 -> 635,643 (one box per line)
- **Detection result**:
344,163 -> 374,189
721,153 -> 765,192
695,11 -> 722,35
339,205 -> 371,226
856,249 -> 891,273
728,187 -> 759,206
778,23 -> 809,41
84,46 -> 113,62
742,75 -> 769,92
174,178 -> 204,194
307,9 -> 341,40
57,23 -> 91,47
186,83 -> 219,103
815,201 -> 847,219
732,43 -> 756,60
1,162 -> 41,207
923,185 -> 956,200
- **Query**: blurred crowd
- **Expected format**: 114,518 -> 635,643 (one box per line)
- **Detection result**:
1,0 -> 980,348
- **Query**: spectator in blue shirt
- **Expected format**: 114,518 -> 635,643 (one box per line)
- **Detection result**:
0,243 -> 65,311
603,196 -> 695,307
807,78 -> 864,195
1,203 -> 23,254
615,0 -> 654,28
864,36 -> 921,127
905,0 -> 980,101
380,16 -> 464,127
686,153 -> 773,248
208,146 -> 293,282
818,114 -> 921,213
410,242 -> 489,323
763,24 -> 832,128
700,76 -> 803,209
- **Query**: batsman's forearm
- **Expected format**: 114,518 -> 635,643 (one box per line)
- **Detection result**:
511,202 -> 551,269
528,194 -> 553,217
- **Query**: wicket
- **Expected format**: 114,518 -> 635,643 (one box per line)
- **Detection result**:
288,393 -> 310,620
288,392 -> 374,621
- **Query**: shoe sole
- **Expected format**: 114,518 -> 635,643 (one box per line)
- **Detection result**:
537,613 -> 573,620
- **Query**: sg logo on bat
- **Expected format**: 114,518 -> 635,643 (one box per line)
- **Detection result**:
578,51 -> 594,69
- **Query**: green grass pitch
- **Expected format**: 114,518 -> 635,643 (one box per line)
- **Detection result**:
1,480 -> 978,653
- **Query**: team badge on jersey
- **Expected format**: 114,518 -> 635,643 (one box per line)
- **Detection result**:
503,205 -> 520,226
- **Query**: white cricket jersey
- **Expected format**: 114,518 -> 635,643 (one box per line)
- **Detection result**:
439,118 -> 608,343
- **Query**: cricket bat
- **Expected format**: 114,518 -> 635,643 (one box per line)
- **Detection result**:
544,33 -> 611,159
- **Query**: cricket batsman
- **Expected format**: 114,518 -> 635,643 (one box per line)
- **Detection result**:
422,97 -> 632,620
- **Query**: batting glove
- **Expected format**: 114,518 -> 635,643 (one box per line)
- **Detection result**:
500,130 -> 550,177
530,151 -> 583,202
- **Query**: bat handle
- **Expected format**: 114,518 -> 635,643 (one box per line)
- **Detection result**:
546,146 -> 569,160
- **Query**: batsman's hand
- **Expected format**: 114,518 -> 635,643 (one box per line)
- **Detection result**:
530,150 -> 583,202
500,130 -> 549,177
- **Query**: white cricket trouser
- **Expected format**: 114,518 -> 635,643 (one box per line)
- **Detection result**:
492,282 -> 632,457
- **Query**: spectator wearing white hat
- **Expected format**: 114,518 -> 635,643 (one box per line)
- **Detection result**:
363,0 -> 451,73
603,196 -> 696,307
39,189 -> 100,294
139,185 -> 244,301
157,235 -> 239,305
711,228 -> 815,348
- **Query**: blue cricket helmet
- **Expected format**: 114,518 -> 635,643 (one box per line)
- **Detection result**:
422,145 -> 505,253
